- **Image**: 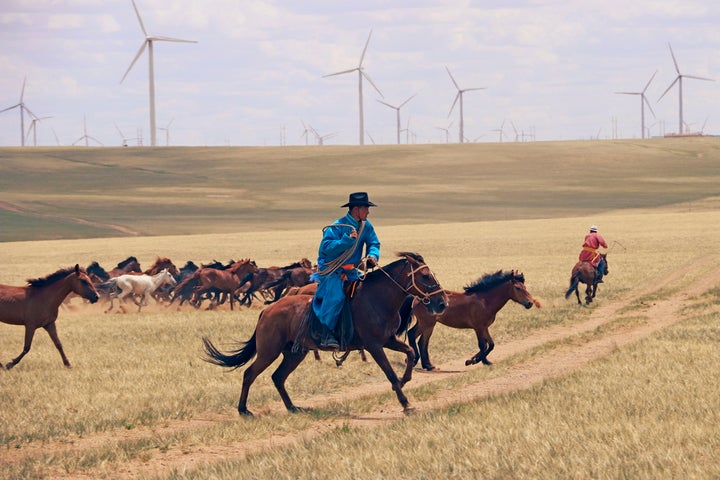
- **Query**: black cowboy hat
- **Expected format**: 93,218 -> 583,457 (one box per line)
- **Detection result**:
341,192 -> 377,208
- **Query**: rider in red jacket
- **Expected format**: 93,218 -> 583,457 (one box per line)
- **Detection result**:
579,225 -> 608,282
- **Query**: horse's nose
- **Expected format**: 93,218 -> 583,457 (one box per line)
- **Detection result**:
524,301 -> 533,309
89,292 -> 99,304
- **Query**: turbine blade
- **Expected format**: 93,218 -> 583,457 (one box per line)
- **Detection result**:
643,95 -> 656,118
448,92 -> 460,117
362,71 -> 384,98
642,70 -> 658,93
377,99 -> 396,109
657,77 -> 679,102
683,74 -> 715,82
323,67 -> 358,78
667,43 -> 681,74
131,0 -> 148,36
445,66 -> 460,90
121,41 -> 148,83
399,93 -> 417,108
149,35 -> 197,43
0,104 -> 21,114
359,30 -> 372,67
463,87 -> 486,93
20,76 -> 27,101
614,91 -> 640,95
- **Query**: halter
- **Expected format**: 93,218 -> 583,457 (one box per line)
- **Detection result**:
375,258 -> 444,305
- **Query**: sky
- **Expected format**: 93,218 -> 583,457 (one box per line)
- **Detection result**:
1,0 -> 719,147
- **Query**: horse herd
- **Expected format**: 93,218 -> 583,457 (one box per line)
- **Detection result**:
0,251 -> 608,415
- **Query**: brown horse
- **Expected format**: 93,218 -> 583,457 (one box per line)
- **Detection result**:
192,259 -> 258,310
0,265 -> 99,370
202,252 -> 448,416
565,253 -> 609,305
407,270 -> 538,371
107,256 -> 142,277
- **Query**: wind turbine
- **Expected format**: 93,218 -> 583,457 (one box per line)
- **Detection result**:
490,119 -> 506,143
158,117 -> 174,146
323,30 -> 384,145
658,43 -> 714,135
615,70 -> 657,139
120,0 -> 196,147
436,121 -> 453,143
0,77 -> 38,146
446,66 -> 486,143
25,114 -> 53,146
300,121 -> 312,145
73,116 -> 103,146
377,93 -> 416,144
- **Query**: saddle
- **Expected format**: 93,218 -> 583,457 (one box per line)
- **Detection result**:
292,281 -> 358,353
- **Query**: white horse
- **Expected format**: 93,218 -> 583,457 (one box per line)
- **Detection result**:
105,269 -> 176,313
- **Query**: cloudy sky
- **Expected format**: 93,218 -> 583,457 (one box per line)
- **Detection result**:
1,0 -> 718,147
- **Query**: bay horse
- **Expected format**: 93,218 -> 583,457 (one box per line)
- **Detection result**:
104,269 -> 176,313
191,259 -> 258,310
0,265 -> 99,370
107,256 -> 142,278
202,252 -> 448,416
407,270 -> 538,371
565,253 -> 609,305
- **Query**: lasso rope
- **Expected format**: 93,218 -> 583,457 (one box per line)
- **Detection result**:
316,221 -> 365,276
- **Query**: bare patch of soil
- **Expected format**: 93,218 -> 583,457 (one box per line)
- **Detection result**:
6,257 -> 719,479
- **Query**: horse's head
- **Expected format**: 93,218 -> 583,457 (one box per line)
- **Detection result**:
70,264 -> 100,304
600,253 -> 609,275
160,268 -> 177,286
397,252 -> 448,315
509,270 -> 536,309
151,257 -> 179,276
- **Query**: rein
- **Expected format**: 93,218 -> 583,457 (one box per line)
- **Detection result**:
375,259 -> 444,305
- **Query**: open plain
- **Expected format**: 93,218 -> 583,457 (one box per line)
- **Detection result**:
0,138 -> 719,479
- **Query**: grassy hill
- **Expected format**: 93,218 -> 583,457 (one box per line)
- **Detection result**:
0,137 -> 718,242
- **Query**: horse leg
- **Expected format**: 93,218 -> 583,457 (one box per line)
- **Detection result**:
406,324 -> 421,367
271,349 -> 309,412
467,327 -> 494,366
44,322 -> 71,368
363,343 -> 413,413
585,284 -> 593,304
417,324 -> 437,371
6,326 -> 37,370
237,353 -> 280,416
383,336 -> 416,387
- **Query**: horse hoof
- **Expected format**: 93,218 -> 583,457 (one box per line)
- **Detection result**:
239,409 -> 254,417
465,359 -> 472,366
403,406 -> 416,416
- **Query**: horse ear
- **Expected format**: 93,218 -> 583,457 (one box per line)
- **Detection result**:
74,264 -> 80,275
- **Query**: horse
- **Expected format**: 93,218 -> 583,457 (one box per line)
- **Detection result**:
0,265 -> 99,370
104,269 -> 176,313
264,263 -> 316,304
106,256 -> 142,278
565,253 -> 609,305
237,259 -> 313,306
191,259 -> 258,310
406,270 -> 538,371
202,252 -> 448,416
143,257 -> 179,303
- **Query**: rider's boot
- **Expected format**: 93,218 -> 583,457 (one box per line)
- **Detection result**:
320,327 -> 340,350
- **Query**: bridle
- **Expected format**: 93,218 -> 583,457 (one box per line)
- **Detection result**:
374,257 -> 444,305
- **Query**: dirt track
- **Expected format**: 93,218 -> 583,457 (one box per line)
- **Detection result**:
5,256 -> 719,479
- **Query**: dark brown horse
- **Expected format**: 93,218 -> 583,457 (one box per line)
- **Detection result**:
407,270 -> 538,371
202,252 -> 448,416
192,259 -> 258,310
107,256 -> 142,278
565,253 -> 609,305
0,265 -> 99,370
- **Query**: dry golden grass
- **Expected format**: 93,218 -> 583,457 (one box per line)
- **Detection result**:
1,139 -> 719,479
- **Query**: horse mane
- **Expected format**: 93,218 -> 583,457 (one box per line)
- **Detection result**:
27,266 -> 82,288
279,261 -> 303,269
87,261 -> 109,277
116,256 -> 139,268
180,261 -> 198,271
464,270 -> 524,295
364,252 -> 425,282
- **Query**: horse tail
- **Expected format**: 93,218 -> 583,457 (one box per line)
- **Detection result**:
201,331 -> 257,370
564,272 -> 580,299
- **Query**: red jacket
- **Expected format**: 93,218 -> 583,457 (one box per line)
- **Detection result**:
579,232 -> 608,265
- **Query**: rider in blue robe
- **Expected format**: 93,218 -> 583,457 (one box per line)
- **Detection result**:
311,192 -> 380,349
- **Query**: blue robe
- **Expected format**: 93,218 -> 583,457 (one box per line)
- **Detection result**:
310,213 -> 380,329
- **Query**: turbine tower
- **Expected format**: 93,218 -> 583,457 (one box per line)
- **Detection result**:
446,66 -> 486,143
0,77 -> 37,146
323,30 -> 384,145
73,116 -> 103,147
120,0 -> 196,146
615,70 -> 657,139
658,43 -> 714,135
377,94 -> 416,144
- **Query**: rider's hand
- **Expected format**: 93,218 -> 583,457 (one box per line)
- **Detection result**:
366,257 -> 377,268
349,229 -> 358,239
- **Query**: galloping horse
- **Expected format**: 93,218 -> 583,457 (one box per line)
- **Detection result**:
0,265 -> 99,369
565,253 -> 609,305
143,257 -> 180,303
406,270 -> 538,371
107,256 -> 142,277
104,269 -> 176,313
202,252 -> 448,416
191,259 -> 258,310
